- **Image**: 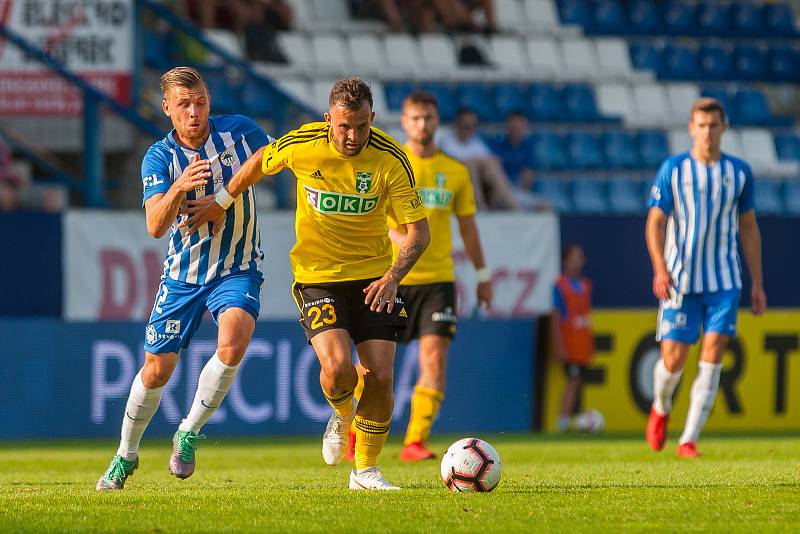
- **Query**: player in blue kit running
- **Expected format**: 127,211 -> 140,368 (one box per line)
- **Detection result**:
96,67 -> 271,490
645,97 -> 766,458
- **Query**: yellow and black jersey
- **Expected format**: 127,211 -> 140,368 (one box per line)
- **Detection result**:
262,122 -> 426,283
387,149 -> 477,285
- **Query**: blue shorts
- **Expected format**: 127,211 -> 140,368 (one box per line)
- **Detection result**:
144,270 -> 263,354
656,289 -> 740,344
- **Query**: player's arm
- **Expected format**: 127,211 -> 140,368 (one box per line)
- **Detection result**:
145,153 -> 210,238
739,209 -> 766,315
646,207 -> 671,300
457,214 -> 493,309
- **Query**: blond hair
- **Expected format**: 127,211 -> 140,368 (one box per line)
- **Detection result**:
160,66 -> 207,97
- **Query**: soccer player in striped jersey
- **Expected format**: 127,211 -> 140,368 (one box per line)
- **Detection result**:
185,78 -> 430,490
96,67 -> 271,490
645,97 -> 766,458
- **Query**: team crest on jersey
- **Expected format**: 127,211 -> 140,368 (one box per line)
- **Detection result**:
146,325 -> 157,345
355,172 -> 373,194
220,150 -> 238,167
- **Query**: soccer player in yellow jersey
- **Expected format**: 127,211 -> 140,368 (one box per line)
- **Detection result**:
350,90 -> 493,461
184,78 -> 430,490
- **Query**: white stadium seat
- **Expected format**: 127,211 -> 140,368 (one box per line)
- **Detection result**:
418,34 -> 459,78
310,34 -> 351,76
668,128 -> 692,154
595,82 -> 635,123
739,128 -> 800,176
632,83 -> 670,126
285,0 -> 314,30
560,38 -> 599,80
276,32 -> 315,71
488,35 -> 530,79
311,79 -> 339,110
383,34 -> 423,79
346,34 -> 386,77
495,0 -> 525,33
721,129 -> 745,159
523,0 -> 561,33
594,38 -> 638,81
666,83 -> 700,125
525,36 -> 563,80
273,78 -> 315,110
203,29 -> 243,65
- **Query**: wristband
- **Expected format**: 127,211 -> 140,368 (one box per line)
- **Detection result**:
476,267 -> 491,283
214,188 -> 234,210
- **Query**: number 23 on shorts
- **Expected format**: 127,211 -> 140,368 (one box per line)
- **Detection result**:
308,303 -> 337,329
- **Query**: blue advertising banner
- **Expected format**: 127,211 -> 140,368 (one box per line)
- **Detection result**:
0,319 -> 534,439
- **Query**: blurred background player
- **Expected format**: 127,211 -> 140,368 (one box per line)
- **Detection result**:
645,98 -> 766,458
552,243 -> 594,432
96,67 -> 271,490
185,78 -> 430,490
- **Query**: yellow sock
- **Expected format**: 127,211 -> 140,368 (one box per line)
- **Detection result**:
404,386 -> 444,446
353,415 -> 390,470
349,373 -> 365,434
323,387 -> 354,418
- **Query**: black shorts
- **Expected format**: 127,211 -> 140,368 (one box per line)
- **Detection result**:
292,278 -> 408,344
399,282 -> 457,343
564,363 -> 589,379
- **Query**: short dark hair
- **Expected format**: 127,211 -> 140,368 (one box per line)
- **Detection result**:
455,107 -> 477,119
561,242 -> 583,263
691,97 -> 727,124
506,110 -> 527,121
403,90 -> 438,109
328,77 -> 373,110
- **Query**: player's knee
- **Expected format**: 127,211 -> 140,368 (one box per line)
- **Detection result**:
141,362 -> 173,388
365,368 -> 393,394
321,356 -> 353,382
216,341 -> 247,365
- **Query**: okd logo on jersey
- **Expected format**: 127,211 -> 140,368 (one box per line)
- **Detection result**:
304,185 -> 379,215
419,187 -> 453,208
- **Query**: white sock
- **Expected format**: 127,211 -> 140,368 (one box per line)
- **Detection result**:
178,352 -> 240,433
652,358 -> 683,415
117,370 -> 164,460
679,361 -> 722,445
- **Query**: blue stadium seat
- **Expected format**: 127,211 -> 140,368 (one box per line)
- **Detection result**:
241,80 -> 272,118
764,2 -> 797,37
566,131 -> 605,169
602,130 -> 641,169
768,47 -> 800,83
730,2 -> 766,38
593,0 -> 629,35
571,177 -> 609,213
701,88 -> 738,124
783,180 -> 800,214
630,41 -> 663,75
557,0 -> 594,31
204,72 -> 241,114
457,84 -> 495,122
561,83 -> 601,122
608,177 -> 645,213
663,44 -> 699,80
530,132 -> 568,170
143,31 -> 172,69
775,134 -> 800,161
527,84 -> 563,122
699,46 -> 733,81
637,130 -> 669,168
384,82 -> 416,111
493,84 -> 528,120
734,46 -> 768,81
754,179 -> 784,215
736,89 -> 792,127
533,177 -> 572,212
697,2 -> 730,37
421,83 -> 457,122
663,1 -> 697,36
628,0 -> 662,35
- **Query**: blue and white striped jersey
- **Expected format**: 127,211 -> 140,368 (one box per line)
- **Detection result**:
141,115 -> 270,285
648,151 -> 755,295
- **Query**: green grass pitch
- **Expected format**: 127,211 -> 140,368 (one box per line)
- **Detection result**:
1,434 -> 798,533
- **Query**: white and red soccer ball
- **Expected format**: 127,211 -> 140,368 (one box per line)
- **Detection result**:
440,438 -> 502,493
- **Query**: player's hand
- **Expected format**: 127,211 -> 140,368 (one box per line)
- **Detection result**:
751,284 -> 767,316
363,273 -> 400,313
174,153 -> 211,193
652,266 -> 672,300
180,194 -> 226,236
476,281 -> 493,310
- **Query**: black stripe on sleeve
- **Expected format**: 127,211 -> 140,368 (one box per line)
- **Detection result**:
368,136 -> 416,188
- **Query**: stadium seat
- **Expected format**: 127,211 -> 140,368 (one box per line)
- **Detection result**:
764,2 -> 797,37
240,79 -> 272,118
557,0 -> 594,32
739,128 -> 800,177
273,78 -> 314,109
525,37 -> 564,80
276,32 -> 315,71
204,72 -> 241,114
627,0 -> 662,35
666,83 -> 700,122
593,0 -> 628,35
346,35 -> 386,78
384,82 -> 416,111
533,177 -> 572,212
286,0 -> 314,29
310,34 -> 351,76
768,47 -> 800,83
629,41 -> 663,76
530,131 -> 568,169
754,179 -> 784,215
697,2 -> 730,37
566,131 -> 605,169
369,80 -> 397,122
632,83 -> 670,126
774,133 -> 800,162
701,88 -> 738,124
489,36 -> 530,79
418,35 -> 459,79
311,79 -> 338,110
595,82 -> 635,123
608,177 -> 645,213
602,130 -> 641,168
383,34 -> 423,79
494,84 -> 529,120
736,89 -> 792,127
202,29 -> 244,66
523,0 -> 562,33
720,128 -> 744,159
730,2 -> 766,38
699,46 -> 734,81
663,0 -> 697,36
562,83 -> 604,122
527,84 -> 563,122
668,128 -> 692,155
560,38 -> 599,80
595,38 -> 638,81
734,46 -> 768,82
495,0 -> 526,33
637,129 -> 670,168
663,44 -> 699,80
571,177 -> 609,213
457,84 -> 495,122
783,180 -> 800,214
421,83 -> 458,121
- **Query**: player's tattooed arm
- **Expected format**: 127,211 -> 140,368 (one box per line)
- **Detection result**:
387,231 -> 428,281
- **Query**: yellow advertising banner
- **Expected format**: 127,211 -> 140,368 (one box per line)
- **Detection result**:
544,310 -> 800,432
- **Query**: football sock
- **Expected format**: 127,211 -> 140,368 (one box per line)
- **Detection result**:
324,386 -> 355,418
354,415 -> 390,470
652,358 -> 683,415
117,370 -> 164,460
349,373 -> 365,434
679,361 -> 722,445
557,416 -> 571,432
179,352 -> 240,433
403,386 -> 444,445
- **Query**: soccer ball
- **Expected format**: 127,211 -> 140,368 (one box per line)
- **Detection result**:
575,409 -> 605,433
440,438 -> 502,493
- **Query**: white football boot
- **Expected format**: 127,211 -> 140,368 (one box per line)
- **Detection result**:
349,466 -> 401,490
321,399 -> 355,465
